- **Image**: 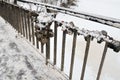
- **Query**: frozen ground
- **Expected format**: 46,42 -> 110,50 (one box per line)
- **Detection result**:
0,17 -> 67,80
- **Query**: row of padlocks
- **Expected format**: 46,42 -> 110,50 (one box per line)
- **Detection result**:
34,12 -> 120,52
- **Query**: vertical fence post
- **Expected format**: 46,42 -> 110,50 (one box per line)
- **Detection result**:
14,0 -> 17,4
27,12 -> 32,42
61,31 -> 66,71
46,38 -> 50,65
69,31 -> 77,80
80,36 -> 91,80
13,5 -> 17,29
96,42 -> 108,80
19,7 -> 23,35
18,7 -> 22,34
31,16 -> 35,45
16,7 -> 20,33
54,21 -> 58,65
41,43 -> 44,53
46,22 -> 52,65
24,11 -> 28,39
46,23 -> 50,65
21,8 -> 25,37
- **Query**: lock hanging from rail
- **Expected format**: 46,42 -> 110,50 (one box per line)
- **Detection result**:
35,25 -> 54,44
58,21 -> 76,35
107,40 -> 120,52
96,30 -> 107,43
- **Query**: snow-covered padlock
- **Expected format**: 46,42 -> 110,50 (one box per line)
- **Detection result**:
61,21 -> 75,35
97,37 -> 104,43
107,41 -> 120,52
97,30 -> 107,43
84,35 -> 91,41
35,27 -> 54,44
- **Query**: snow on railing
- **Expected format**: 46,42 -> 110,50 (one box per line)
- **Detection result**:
34,12 -> 120,80
34,12 -> 120,52
55,20 -> 120,52
16,0 -> 120,29
0,1 -> 120,80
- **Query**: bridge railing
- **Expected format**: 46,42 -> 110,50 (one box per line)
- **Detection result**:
16,0 -> 120,29
0,1 -> 120,80
0,1 -> 39,45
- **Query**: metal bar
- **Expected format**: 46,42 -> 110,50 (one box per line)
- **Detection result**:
41,43 -> 44,53
27,12 -> 32,42
96,42 -> 108,80
16,7 -> 20,32
14,7 -> 17,30
80,36 -> 91,80
33,16 -> 39,49
36,26 -> 39,48
14,0 -> 17,4
20,8 -> 23,35
6,4 -> 9,23
46,37 -> 50,65
17,7 -> 20,33
21,9 -> 26,37
8,4 -> 11,23
54,21 -> 58,65
24,11 -> 28,39
12,5 -> 16,29
36,37 -> 39,49
18,7 -> 22,34
24,10 -> 27,37
17,0 -> 120,29
69,31 -> 77,80
31,16 -> 35,45
45,23 -> 52,65
61,31 -> 66,71
46,43 -> 48,65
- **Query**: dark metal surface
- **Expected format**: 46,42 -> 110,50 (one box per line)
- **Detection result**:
54,21 -> 58,65
27,12 -> 32,42
69,31 -> 77,80
17,0 -> 120,29
80,36 -> 91,80
96,42 -> 108,80
61,31 -> 66,71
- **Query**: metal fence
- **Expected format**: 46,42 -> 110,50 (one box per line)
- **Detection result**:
0,1 -> 120,80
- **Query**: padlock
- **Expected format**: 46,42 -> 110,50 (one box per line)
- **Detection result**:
84,35 -> 91,41
48,29 -> 54,37
66,28 -> 73,35
35,27 -> 54,44
97,37 -> 103,43
107,41 -> 120,52
101,30 -> 107,36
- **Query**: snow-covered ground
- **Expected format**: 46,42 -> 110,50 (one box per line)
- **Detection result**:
0,17 -> 67,80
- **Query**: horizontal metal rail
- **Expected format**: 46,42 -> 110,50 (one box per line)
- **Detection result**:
0,1 -> 120,80
17,0 -> 120,29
